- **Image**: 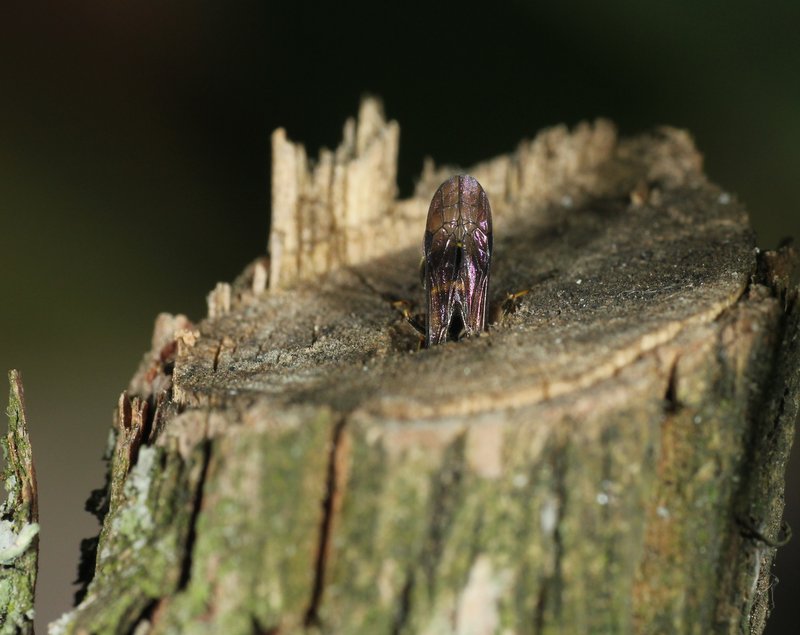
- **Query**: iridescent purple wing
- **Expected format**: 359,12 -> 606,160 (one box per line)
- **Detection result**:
423,175 -> 493,346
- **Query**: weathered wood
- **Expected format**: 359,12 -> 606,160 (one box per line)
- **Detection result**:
51,100 -> 799,635
1,370 -> 39,635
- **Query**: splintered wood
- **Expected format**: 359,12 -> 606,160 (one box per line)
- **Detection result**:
269,99 -> 400,289
267,98 -> 711,301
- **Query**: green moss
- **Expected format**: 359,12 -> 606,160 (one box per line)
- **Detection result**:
0,370 -> 38,635
150,406 -> 334,634
57,435 -> 206,634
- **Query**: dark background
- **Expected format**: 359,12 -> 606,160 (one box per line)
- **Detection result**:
1,1 -> 798,630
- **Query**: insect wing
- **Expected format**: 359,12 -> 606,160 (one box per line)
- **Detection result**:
459,201 -> 492,336
424,206 -> 459,346
423,175 -> 493,346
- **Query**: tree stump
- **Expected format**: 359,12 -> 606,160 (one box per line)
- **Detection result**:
50,100 -> 799,635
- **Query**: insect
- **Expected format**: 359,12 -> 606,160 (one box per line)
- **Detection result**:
423,175 -> 493,346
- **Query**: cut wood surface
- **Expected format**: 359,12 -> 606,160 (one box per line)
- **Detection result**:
52,100 -> 799,635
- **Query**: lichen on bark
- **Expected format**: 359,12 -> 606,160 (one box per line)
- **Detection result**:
1,370 -> 38,635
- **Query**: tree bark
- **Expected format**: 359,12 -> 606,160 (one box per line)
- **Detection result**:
1,371 -> 38,635
50,100 -> 799,635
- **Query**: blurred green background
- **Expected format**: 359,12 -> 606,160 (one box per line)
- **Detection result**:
1,1 -> 798,630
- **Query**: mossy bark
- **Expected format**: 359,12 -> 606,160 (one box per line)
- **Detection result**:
1,370 -> 39,635
50,102 -> 799,635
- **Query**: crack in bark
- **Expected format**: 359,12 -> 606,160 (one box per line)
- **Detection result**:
736,516 -> 793,549
391,571 -> 415,635
711,247 -> 800,632
349,267 -> 384,298
125,598 -> 159,635
550,446 -> 567,616
534,445 -> 567,633
252,615 -> 281,635
177,437 -> 212,590
304,416 -> 347,628
348,266 -> 425,349
663,354 -> 681,413
421,434 -> 467,601
212,340 -> 224,373
349,266 -> 421,317
533,583 -> 547,635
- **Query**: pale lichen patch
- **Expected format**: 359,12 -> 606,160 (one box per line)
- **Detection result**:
104,446 -> 157,559
0,520 -> 39,564
455,556 -> 511,635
